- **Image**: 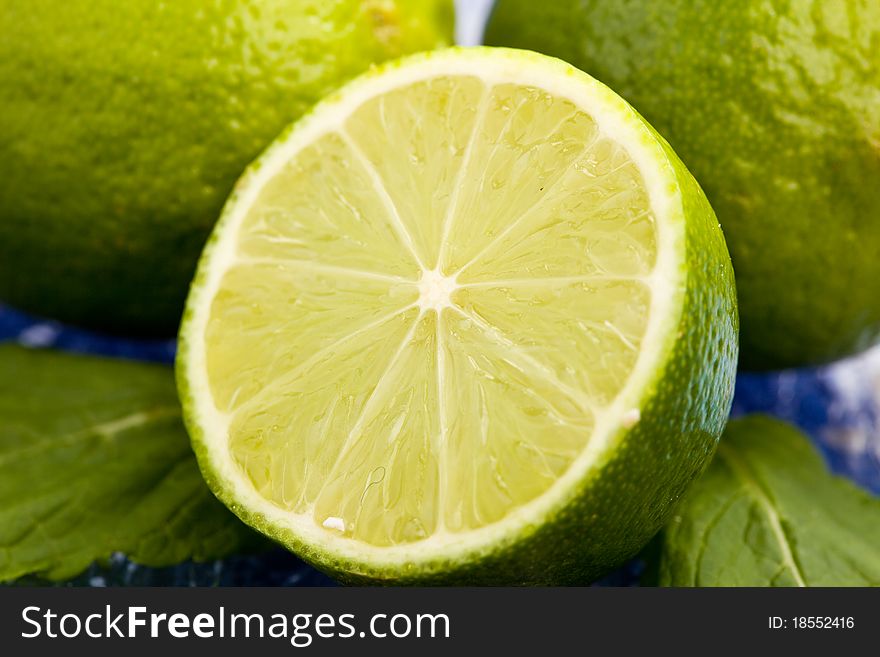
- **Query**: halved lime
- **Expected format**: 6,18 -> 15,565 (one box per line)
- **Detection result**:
177,47 -> 738,584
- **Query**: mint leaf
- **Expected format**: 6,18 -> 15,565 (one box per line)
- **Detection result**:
657,415 -> 880,586
0,345 -> 261,582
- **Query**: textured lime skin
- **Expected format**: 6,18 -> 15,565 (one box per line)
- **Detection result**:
487,0 -> 880,370
0,0 -> 452,334
177,48 -> 739,585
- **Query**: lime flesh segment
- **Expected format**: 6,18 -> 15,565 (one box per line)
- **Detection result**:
201,70 -> 658,550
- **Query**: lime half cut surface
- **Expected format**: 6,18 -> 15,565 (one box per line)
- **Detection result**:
178,47 -> 738,584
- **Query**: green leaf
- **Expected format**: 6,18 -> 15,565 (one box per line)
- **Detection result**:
0,345 -> 262,582
657,415 -> 880,586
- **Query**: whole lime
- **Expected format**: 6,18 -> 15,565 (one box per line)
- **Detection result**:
0,0 -> 452,334
487,0 -> 880,369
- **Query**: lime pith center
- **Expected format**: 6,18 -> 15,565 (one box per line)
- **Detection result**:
417,268 -> 458,312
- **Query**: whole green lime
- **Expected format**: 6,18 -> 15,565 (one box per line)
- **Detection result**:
0,0 -> 452,334
487,0 -> 880,370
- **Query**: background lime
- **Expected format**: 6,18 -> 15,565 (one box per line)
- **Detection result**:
487,0 -> 880,370
0,0 -> 452,334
